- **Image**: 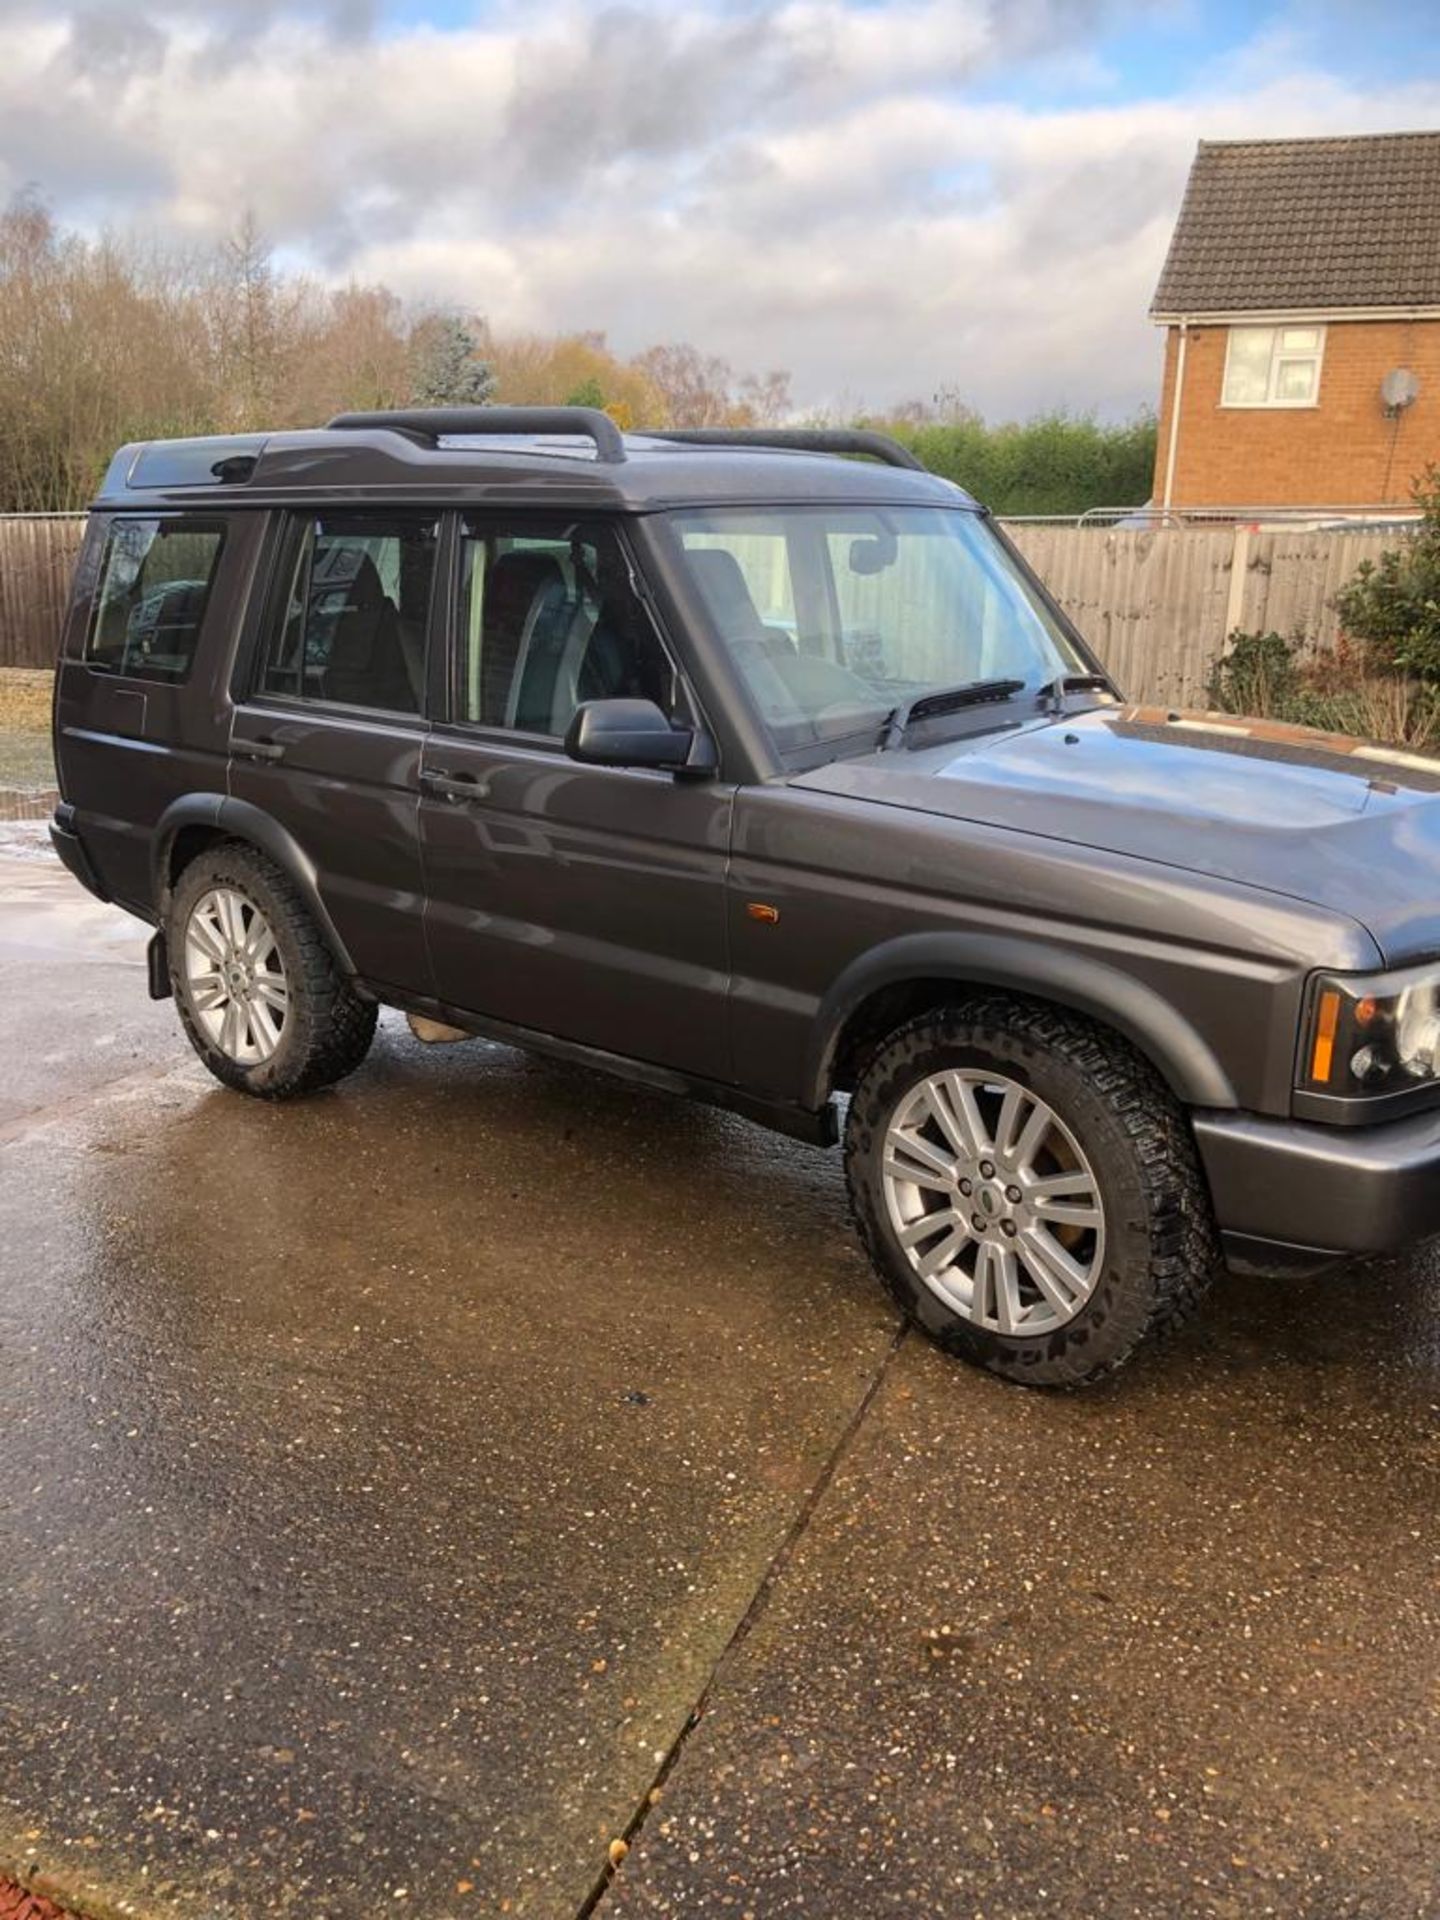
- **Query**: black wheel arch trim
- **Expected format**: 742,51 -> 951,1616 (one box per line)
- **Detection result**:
151,794 -> 358,979
807,931 -> 1237,1110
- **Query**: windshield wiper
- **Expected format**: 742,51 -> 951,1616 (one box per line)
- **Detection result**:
879,678 -> 1026,751
1042,671 -> 1116,714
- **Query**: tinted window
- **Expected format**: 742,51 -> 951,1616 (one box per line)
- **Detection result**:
87,518 -> 224,682
456,520 -> 676,736
128,436 -> 267,488
259,514 -> 437,714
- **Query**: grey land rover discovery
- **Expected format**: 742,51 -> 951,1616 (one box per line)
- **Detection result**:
49,407 -> 1440,1385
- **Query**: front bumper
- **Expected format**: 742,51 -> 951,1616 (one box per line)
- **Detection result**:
1194,1105 -> 1440,1277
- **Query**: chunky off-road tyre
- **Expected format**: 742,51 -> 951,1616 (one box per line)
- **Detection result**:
845,996 -> 1218,1387
167,842 -> 377,1099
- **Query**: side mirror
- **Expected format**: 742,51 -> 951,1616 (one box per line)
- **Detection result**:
564,698 -> 707,773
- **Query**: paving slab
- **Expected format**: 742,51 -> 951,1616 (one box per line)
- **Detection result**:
610,1268 -> 1440,1919
0,851 -> 898,1919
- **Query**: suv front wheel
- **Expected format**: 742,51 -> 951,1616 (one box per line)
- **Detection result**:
845,996 -> 1217,1386
167,844 -> 377,1098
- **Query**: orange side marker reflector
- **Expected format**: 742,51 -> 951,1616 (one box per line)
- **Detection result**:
1311,989 -> 1341,1083
746,901 -> 781,925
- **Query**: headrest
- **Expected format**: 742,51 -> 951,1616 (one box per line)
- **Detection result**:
685,547 -> 767,641
343,553 -> 388,613
487,549 -> 565,619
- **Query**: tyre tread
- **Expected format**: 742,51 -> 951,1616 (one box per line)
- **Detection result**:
844,993 -> 1218,1386
168,843 -> 377,1099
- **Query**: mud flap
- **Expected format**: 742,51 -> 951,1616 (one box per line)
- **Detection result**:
146,930 -> 173,1001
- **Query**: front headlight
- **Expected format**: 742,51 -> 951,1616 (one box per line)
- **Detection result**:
1300,965 -> 1440,1098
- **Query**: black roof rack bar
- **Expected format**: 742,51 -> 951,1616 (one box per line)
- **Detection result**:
647,427 -> 927,472
325,406 -> 627,465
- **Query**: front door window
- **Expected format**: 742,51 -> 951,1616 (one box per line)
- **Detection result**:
456,520 -> 678,737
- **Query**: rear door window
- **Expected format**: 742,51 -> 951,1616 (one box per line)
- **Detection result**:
86,517 -> 225,682
256,514 -> 438,716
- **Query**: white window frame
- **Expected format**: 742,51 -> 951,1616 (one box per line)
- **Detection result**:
1221,324 -> 1325,409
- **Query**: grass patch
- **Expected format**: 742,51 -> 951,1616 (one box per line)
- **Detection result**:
0,670 -> 55,791
0,670 -> 53,733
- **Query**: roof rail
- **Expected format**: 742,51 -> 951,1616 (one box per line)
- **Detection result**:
647,427 -> 927,472
325,406 -> 627,465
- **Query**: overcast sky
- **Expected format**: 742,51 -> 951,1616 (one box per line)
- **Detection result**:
2,0 -> 1438,417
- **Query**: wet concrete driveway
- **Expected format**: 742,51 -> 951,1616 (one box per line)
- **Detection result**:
2,843 -> 1438,1920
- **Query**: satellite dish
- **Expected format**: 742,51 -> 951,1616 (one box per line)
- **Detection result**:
1381,368 -> 1420,414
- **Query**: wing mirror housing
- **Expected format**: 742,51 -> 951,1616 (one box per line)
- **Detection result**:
564,698 -> 715,775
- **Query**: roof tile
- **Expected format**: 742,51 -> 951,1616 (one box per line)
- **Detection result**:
1151,131 -> 1440,315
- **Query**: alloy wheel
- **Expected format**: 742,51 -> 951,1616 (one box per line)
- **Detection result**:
881,1067 -> 1106,1334
183,885 -> 289,1064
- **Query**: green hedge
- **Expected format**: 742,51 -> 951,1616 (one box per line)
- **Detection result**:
865,412 -> 1158,517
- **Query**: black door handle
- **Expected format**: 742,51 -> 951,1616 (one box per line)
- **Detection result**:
420,768 -> 480,801
235,738 -> 285,763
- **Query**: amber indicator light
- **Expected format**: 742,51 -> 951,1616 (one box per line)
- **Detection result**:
746,902 -> 781,925
1310,988 -> 1341,1083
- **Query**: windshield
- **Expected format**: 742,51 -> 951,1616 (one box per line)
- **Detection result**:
664,505 -> 1089,756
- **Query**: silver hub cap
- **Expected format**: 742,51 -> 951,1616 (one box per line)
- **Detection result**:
882,1068 -> 1106,1335
183,886 -> 289,1064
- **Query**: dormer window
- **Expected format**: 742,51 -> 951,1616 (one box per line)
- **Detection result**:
1221,325 -> 1325,408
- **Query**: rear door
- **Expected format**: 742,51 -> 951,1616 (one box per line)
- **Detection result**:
229,509 -> 441,997
419,513 -> 734,1082
54,511 -> 250,914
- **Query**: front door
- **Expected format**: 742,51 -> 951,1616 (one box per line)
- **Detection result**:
420,514 -> 733,1084
229,509 -> 440,997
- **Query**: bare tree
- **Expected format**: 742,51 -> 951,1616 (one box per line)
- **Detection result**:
0,200 -> 805,510
634,343 -> 735,427
635,344 -> 793,427
735,367 -> 793,426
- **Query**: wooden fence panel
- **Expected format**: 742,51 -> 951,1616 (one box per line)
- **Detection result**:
0,517 -> 86,669
1237,531 -> 1394,655
1007,525 -> 1238,704
1009,524 -> 1412,706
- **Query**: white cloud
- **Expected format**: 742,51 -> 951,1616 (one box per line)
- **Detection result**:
1,0 -> 1437,415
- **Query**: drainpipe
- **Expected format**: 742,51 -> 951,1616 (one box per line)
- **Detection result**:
1161,319 -> 1188,515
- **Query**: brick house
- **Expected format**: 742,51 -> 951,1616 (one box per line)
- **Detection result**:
1150,131 -> 1440,515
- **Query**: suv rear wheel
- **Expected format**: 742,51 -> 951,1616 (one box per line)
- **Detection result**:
845,996 -> 1217,1386
168,844 -> 377,1098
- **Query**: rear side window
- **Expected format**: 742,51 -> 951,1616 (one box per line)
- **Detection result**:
256,514 -> 437,716
86,518 -> 225,682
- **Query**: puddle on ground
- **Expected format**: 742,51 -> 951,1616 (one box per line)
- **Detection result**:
0,819 -> 57,863
0,785 -> 57,821
0,789 -> 59,864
